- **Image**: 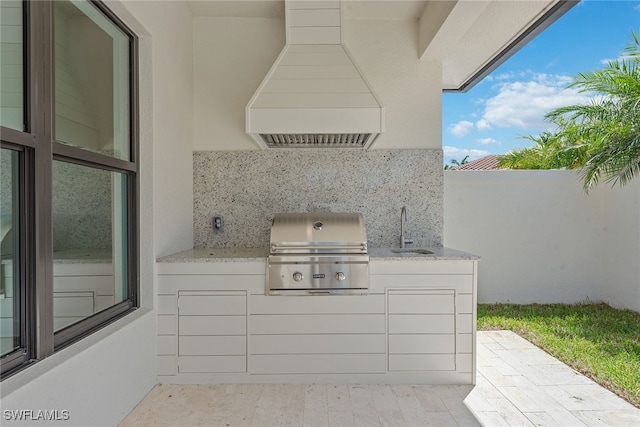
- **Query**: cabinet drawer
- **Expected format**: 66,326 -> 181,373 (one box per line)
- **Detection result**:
54,292 -> 94,317
251,295 -> 384,314
456,314 -> 474,334
158,295 -> 177,315
0,298 -> 14,317
388,314 -> 454,334
158,335 -> 176,355
457,293 -> 473,313
54,317 -> 82,330
250,314 -> 385,335
389,334 -> 455,354
179,336 -> 246,356
95,295 -> 115,312
251,334 -> 385,355
457,353 -> 474,373
53,263 -> 113,276
388,291 -> 454,314
457,333 -> 473,353
179,293 -> 246,316
158,355 -> 176,376
179,315 -> 246,336
158,315 -> 176,335
389,354 -> 455,371
251,354 -> 386,374
178,355 -> 246,373
53,275 -> 114,295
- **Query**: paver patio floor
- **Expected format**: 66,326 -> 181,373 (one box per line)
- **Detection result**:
120,330 -> 640,426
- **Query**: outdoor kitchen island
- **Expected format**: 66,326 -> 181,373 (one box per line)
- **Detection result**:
156,247 -> 478,385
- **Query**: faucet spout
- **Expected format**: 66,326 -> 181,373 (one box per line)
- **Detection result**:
400,206 -> 413,248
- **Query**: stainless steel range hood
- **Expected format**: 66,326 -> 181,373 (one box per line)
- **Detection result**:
246,0 -> 384,149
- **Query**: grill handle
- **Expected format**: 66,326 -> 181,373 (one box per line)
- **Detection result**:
271,244 -> 367,253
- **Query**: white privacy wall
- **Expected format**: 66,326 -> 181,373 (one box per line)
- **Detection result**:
193,17 -> 442,150
444,170 -> 640,312
603,179 -> 640,311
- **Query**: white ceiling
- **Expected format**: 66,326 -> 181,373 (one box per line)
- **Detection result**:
186,0 -> 576,91
188,1 -> 283,18
187,0 -> 428,20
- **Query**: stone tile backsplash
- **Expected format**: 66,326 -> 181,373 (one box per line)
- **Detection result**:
194,149 -> 443,248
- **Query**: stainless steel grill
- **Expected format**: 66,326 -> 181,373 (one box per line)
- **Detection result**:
267,213 -> 369,295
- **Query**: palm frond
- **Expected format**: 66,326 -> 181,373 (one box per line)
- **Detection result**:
506,31 -> 640,191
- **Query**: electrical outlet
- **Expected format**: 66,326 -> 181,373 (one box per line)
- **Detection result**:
213,216 -> 222,230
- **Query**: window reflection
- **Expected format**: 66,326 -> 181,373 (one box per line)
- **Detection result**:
52,161 -> 128,331
54,0 -> 130,160
0,148 -> 20,356
0,0 -> 25,131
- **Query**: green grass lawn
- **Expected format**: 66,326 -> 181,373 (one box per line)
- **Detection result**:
477,303 -> 640,409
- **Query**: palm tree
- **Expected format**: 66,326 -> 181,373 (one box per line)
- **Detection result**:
444,155 -> 470,170
546,31 -> 640,190
498,31 -> 640,191
498,129 -> 588,171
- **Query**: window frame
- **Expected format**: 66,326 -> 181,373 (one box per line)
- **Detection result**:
0,0 -> 139,377
0,142 -> 33,373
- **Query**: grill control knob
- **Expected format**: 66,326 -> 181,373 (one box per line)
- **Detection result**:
335,272 -> 346,281
292,272 -> 303,282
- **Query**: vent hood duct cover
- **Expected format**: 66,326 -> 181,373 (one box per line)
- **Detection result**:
246,0 -> 384,149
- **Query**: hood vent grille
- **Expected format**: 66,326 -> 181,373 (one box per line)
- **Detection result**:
260,133 -> 371,148
246,0 -> 384,149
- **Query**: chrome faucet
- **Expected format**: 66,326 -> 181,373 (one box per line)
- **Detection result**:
400,206 -> 414,248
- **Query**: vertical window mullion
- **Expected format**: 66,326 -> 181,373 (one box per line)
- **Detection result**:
32,0 -> 55,359
21,145 -> 35,363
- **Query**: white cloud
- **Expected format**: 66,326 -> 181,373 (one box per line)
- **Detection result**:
480,74 -> 591,129
443,146 -> 491,163
495,72 -> 515,81
475,119 -> 491,131
476,137 -> 499,145
449,120 -> 474,137
600,55 -> 635,65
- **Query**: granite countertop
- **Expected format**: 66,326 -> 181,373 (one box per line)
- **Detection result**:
369,247 -> 479,261
53,249 -> 113,264
157,248 -> 270,263
157,247 -> 479,263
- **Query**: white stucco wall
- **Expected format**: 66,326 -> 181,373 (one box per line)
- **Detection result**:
193,17 -> 284,151
444,170 -> 640,312
345,20 -> 442,149
193,17 -> 441,151
1,1 -> 195,425
603,179 -> 640,311
0,312 -> 156,427
126,1 -> 195,257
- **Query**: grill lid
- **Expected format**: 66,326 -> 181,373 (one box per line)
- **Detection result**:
270,213 -> 367,254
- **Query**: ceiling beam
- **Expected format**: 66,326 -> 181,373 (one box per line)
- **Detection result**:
419,0 -> 492,61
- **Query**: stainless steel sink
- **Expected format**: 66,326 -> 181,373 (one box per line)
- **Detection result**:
390,248 -> 434,255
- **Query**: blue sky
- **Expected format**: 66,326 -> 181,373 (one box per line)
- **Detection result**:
442,0 -> 640,165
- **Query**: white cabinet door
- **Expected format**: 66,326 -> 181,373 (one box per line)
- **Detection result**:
177,290 -> 247,373
249,294 -> 386,375
387,289 -> 457,372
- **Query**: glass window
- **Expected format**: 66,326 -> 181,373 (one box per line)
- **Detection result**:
52,161 -> 128,331
54,0 -> 130,161
0,148 -> 20,357
1,0 -> 137,377
0,0 -> 25,131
